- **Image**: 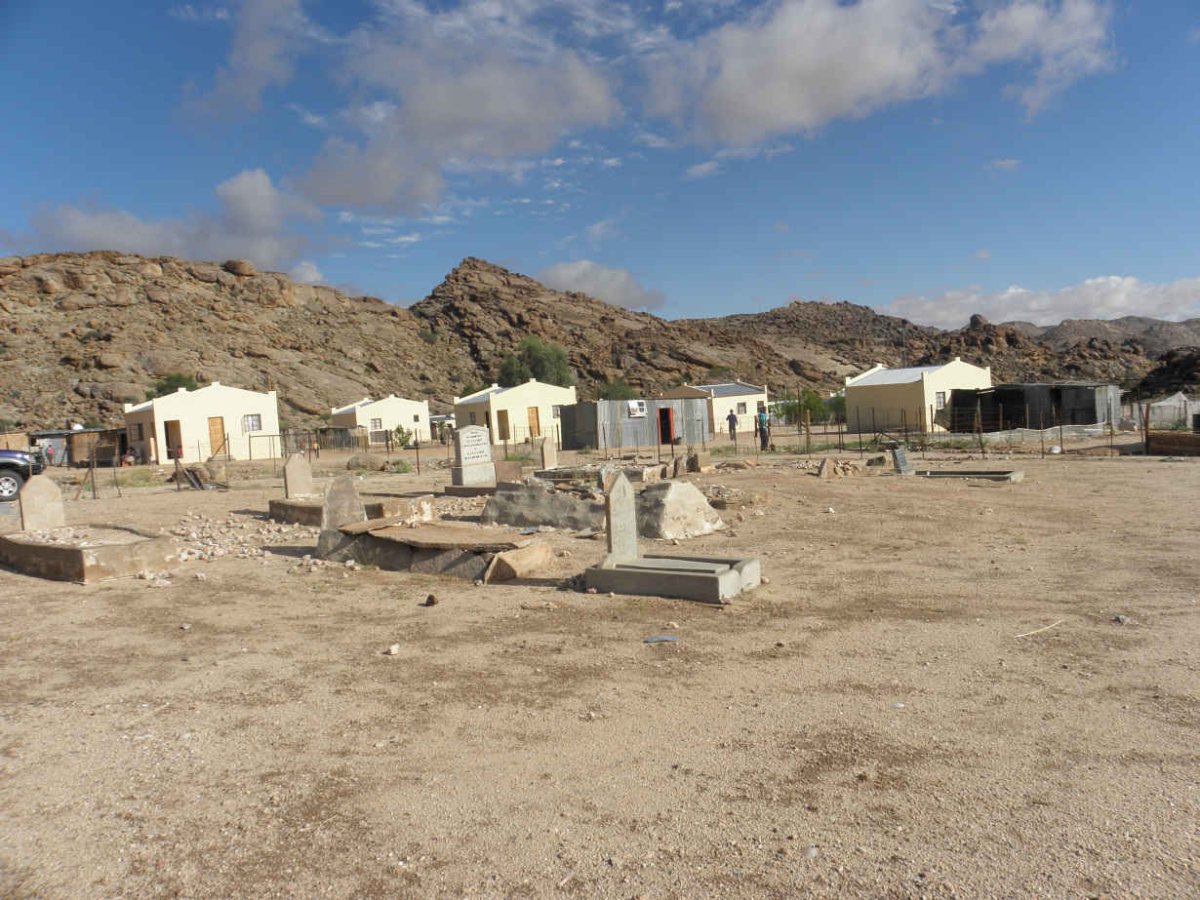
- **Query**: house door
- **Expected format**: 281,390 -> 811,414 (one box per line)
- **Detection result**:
658,406 -> 675,444
207,416 -> 226,457
527,406 -> 541,438
164,420 -> 183,460
497,410 -> 511,441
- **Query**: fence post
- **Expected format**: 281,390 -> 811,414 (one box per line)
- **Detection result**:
414,437 -> 421,475
803,408 -> 811,455
1058,405 -> 1065,453
1040,410 -> 1045,458
856,410 -> 863,456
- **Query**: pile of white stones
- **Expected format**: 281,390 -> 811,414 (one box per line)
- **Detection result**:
168,511 -> 319,563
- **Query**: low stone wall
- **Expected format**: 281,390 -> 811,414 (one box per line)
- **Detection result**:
1148,431 -> 1200,456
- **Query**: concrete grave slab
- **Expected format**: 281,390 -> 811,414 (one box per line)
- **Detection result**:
480,481 -> 604,532
0,526 -> 175,583
451,425 -> 497,490
584,472 -> 758,604
533,436 -> 558,471
271,494 -> 434,527
18,475 -> 66,532
891,447 -> 914,476
915,470 -> 1025,482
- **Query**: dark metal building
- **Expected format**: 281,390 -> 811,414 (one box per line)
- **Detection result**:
949,383 -> 1121,432
560,398 -> 711,451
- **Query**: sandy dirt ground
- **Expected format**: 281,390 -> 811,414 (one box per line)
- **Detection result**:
1,448 -> 1197,897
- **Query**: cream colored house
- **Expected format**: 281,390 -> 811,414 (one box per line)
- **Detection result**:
659,381 -> 769,434
123,382 -> 280,463
453,379 -> 578,445
330,395 -> 431,445
844,357 -> 992,433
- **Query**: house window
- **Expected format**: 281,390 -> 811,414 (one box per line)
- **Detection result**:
935,392 -> 946,410
736,402 -> 747,415
129,423 -> 144,441
370,418 -> 383,431
469,412 -> 477,425
412,414 -> 420,423
552,405 -> 562,419
242,414 -> 262,432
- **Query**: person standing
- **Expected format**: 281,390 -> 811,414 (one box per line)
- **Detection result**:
758,408 -> 770,450
726,410 -> 738,441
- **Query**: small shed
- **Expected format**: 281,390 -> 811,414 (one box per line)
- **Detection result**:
330,395 -> 432,445
949,383 -> 1121,432
453,379 -> 578,445
659,381 -> 769,434
28,428 -> 127,466
560,398 -> 710,451
123,381 -> 281,463
845,358 -> 992,433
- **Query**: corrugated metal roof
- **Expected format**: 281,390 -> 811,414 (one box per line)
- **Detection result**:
695,381 -> 765,398
848,365 -> 943,386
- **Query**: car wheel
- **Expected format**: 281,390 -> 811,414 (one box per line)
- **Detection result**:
0,470 -> 23,501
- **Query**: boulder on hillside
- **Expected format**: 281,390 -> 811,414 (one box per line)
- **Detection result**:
223,259 -> 256,277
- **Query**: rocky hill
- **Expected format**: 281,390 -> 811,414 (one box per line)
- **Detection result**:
0,252 -> 1190,430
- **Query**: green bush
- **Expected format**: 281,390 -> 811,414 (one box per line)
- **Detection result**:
596,377 -> 638,400
147,372 -> 200,400
497,336 -> 573,387
390,459 -> 412,474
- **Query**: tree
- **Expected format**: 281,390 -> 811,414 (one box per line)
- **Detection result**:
596,378 -> 638,400
146,373 -> 199,400
777,389 -> 828,424
392,423 -> 413,447
497,336 -> 573,387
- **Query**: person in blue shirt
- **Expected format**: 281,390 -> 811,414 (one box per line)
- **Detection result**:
757,409 -> 770,450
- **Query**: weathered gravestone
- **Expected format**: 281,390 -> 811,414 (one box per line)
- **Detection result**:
605,471 -> 638,562
891,446 -> 914,476
533,436 -> 559,471
317,474 -> 367,557
283,452 -> 314,498
19,475 -> 66,531
450,425 -> 496,488
584,471 -> 758,604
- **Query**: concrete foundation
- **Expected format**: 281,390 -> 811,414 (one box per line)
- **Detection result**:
915,470 -> 1025,482
270,494 -> 435,526
585,554 -> 760,605
0,527 -> 176,583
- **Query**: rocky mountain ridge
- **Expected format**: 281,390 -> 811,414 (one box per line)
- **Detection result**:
0,252 -> 1193,430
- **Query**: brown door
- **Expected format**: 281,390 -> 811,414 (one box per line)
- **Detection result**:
526,406 -> 540,438
164,420 -> 183,460
207,416 -> 225,456
497,410 -> 511,441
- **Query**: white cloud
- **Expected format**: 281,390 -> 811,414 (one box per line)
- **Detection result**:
289,259 -> 323,283
600,157 -> 622,168
990,158 -> 1022,171
169,5 -> 231,23
773,222 -> 790,234
685,160 -> 721,179
647,0 -> 1114,143
287,102 -> 326,128
537,260 -> 666,310
584,218 -> 617,244
884,276 -> 1200,329
975,249 -> 992,261
190,0 -> 332,116
966,0 -> 1114,114
20,169 -> 313,270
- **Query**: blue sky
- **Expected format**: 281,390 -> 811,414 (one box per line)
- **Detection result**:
2,1 -> 1198,328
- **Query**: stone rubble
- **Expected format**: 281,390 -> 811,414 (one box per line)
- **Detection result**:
167,510 -> 319,563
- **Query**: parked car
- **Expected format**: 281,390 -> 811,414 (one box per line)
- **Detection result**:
0,449 -> 46,501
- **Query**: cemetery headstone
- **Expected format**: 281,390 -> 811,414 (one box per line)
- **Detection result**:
283,452 -> 314,498
19,475 -> 66,531
605,472 -> 639,562
451,425 -> 496,487
533,436 -> 559,471
891,446 -> 914,476
321,474 -> 367,531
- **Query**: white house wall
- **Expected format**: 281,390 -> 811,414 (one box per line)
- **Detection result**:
124,383 -> 280,463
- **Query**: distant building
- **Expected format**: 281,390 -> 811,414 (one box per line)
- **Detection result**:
123,382 -> 280,463
949,383 -> 1121,432
1145,391 -> 1199,429
844,358 -> 992,433
659,381 -> 769,434
453,379 -> 578,445
559,397 -> 710,451
330,395 -> 432,445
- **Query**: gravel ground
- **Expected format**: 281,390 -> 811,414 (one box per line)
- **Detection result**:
0,452 -> 1197,897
